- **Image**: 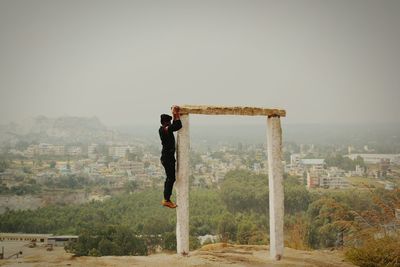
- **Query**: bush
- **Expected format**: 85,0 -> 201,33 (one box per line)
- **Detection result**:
163,232 -> 176,251
189,235 -> 201,250
236,220 -> 254,245
248,230 -> 268,245
65,225 -> 148,256
218,213 -> 237,242
345,236 -> 400,267
284,213 -> 310,250
88,248 -> 101,257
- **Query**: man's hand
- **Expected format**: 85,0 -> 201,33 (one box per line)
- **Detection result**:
171,105 -> 180,115
171,105 -> 181,120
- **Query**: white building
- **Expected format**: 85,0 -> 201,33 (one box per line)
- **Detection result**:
52,145 -> 65,156
319,176 -> 349,189
109,146 -> 135,158
37,143 -> 64,156
131,162 -> 145,175
0,233 -> 52,243
346,154 -> 400,165
66,146 -> 82,156
47,235 -> 78,247
327,166 -> 345,178
300,159 -> 325,169
88,144 -> 98,159
24,145 -> 39,158
290,153 -> 302,166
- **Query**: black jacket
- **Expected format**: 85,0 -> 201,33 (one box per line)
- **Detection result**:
159,119 -> 182,160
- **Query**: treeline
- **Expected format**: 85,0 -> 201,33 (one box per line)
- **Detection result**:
0,183 -> 41,195
43,174 -> 96,189
0,170 -> 314,253
325,155 -> 365,171
0,174 -> 104,196
0,170 -> 398,265
0,159 -> 9,172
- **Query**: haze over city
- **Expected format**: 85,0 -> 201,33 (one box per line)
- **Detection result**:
1,1 -> 400,267
1,0 -> 400,127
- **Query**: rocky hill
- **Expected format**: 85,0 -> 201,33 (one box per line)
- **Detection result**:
0,116 -> 118,145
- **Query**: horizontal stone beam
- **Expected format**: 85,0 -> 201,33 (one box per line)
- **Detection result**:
179,105 -> 286,117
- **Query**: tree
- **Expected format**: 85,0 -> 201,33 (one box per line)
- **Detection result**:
163,232 -> 176,251
125,180 -> 138,193
284,184 -> 311,214
218,213 -> 237,242
237,220 -> 255,244
49,161 -> 56,169
220,170 -> 268,213
0,160 -> 9,172
98,238 -> 115,255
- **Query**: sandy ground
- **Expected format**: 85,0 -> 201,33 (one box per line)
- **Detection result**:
0,241 -> 355,267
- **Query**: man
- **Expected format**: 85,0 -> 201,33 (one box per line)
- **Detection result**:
159,105 -> 182,208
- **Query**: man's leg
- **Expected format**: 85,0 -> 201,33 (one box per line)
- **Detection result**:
163,159 -> 176,201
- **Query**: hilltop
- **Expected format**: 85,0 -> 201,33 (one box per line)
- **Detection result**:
0,116 -> 118,144
0,242 -> 354,267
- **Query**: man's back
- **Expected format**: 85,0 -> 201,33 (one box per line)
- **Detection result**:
159,119 -> 182,158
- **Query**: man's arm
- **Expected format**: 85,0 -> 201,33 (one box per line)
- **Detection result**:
168,106 -> 182,132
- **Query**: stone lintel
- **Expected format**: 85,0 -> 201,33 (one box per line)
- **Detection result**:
178,105 -> 286,117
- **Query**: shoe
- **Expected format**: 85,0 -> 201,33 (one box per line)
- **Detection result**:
161,199 -> 177,209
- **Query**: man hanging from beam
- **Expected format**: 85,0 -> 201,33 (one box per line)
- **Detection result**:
159,105 -> 182,208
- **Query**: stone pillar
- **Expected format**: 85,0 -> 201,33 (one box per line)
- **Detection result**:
176,114 -> 190,255
267,116 -> 284,260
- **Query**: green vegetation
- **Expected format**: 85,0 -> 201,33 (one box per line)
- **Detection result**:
0,169 -> 398,263
0,183 -> 41,195
345,236 -> 400,267
43,174 -> 107,190
65,225 -> 148,256
0,159 -> 10,172
325,155 -> 365,171
345,176 -> 384,188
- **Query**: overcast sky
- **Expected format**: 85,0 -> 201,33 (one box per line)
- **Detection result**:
0,0 -> 399,126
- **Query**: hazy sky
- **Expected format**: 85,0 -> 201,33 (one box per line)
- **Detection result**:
0,0 -> 399,126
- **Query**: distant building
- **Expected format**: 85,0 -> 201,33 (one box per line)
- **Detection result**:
0,233 -> 52,243
24,145 -> 39,158
384,182 -> 395,191
52,145 -> 65,156
290,154 -> 302,166
355,165 -> 365,176
346,154 -> 400,165
0,233 -> 77,247
38,143 -> 52,155
131,162 -> 145,175
109,146 -> 132,158
36,143 -> 65,156
87,144 -> 98,159
66,146 -> 82,156
213,170 -> 226,183
300,159 -> 325,169
347,146 -> 353,154
47,235 -> 78,246
327,166 -> 345,178
319,176 -> 349,189
306,172 -> 319,189
346,164 -> 365,177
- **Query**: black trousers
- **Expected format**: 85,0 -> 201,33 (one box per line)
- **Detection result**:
161,157 -> 176,201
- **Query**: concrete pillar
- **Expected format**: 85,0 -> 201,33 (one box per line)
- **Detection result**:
267,116 -> 284,260
176,114 -> 190,255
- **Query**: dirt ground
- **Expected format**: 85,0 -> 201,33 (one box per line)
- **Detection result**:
0,241 -> 355,267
